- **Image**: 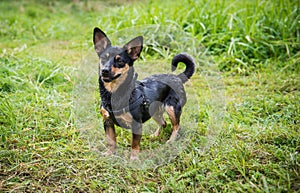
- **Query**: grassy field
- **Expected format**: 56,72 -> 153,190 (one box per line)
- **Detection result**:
0,0 -> 299,192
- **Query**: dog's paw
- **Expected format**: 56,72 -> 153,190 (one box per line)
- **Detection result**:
150,128 -> 161,138
150,132 -> 160,138
166,138 -> 176,144
130,149 -> 140,161
130,155 -> 140,161
102,149 -> 114,156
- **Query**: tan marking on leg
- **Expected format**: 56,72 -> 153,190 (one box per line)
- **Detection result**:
101,107 -> 116,155
100,106 -> 110,119
165,105 -> 177,125
166,125 -> 180,143
131,133 -> 142,160
105,125 -> 116,155
165,105 -> 180,143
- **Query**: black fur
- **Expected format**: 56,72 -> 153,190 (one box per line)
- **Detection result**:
93,27 -> 196,160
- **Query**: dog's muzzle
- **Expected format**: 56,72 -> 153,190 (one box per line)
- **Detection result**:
101,70 -> 121,82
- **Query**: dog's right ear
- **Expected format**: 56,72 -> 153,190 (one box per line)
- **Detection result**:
93,27 -> 111,55
123,36 -> 143,61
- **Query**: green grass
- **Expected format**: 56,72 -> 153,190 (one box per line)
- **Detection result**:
1,0 -> 299,192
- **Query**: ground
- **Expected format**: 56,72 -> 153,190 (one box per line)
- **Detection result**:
0,0 -> 299,192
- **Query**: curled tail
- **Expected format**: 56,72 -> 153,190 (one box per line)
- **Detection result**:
171,52 -> 196,83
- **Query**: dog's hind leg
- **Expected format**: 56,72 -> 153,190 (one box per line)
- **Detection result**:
165,105 -> 181,143
151,111 -> 167,137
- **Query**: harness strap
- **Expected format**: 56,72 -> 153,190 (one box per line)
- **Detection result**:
104,93 -> 150,117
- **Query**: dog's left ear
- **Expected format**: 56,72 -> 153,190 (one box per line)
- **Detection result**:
93,27 -> 111,55
124,36 -> 143,61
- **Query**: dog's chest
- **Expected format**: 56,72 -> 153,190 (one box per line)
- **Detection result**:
101,105 -> 133,128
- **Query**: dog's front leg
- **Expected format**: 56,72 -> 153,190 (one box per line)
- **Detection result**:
104,119 -> 116,155
101,107 -> 116,155
131,123 -> 142,160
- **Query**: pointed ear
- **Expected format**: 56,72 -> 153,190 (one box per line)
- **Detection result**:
124,36 -> 143,61
93,27 -> 111,54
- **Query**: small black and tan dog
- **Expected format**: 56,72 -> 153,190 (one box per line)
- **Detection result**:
93,27 -> 195,160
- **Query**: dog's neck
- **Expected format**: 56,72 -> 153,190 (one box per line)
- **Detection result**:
99,67 -> 137,110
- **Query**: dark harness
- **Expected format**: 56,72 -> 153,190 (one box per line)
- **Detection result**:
102,81 -> 150,117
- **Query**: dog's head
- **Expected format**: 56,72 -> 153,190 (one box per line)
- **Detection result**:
93,27 -> 143,83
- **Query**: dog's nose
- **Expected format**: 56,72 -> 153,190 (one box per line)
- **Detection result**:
102,68 -> 110,76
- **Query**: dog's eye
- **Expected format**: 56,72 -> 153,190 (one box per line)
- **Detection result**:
116,61 -> 124,67
114,55 -> 124,67
114,55 -> 121,62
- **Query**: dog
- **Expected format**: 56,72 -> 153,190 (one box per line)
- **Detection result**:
93,27 -> 195,160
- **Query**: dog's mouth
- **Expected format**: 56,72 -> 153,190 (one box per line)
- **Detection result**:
102,74 -> 121,82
